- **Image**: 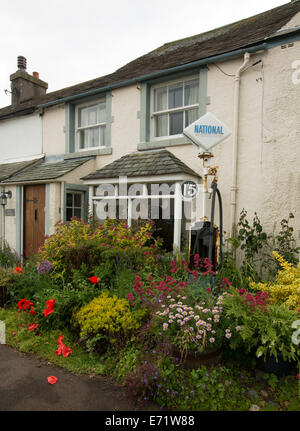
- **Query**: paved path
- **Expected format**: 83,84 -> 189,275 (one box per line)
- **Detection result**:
0,344 -> 158,411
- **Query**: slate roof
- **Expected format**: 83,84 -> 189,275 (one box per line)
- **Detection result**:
81,150 -> 201,181
0,157 -> 93,184
0,158 -> 43,182
0,2 -> 299,119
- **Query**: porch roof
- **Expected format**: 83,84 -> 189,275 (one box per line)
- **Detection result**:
0,158 -> 43,182
81,149 -> 201,181
0,157 -> 93,184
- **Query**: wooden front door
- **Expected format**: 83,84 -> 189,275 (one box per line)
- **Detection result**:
23,185 -> 45,258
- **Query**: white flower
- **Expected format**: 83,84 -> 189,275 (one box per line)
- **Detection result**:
225,332 -> 232,339
209,337 -> 215,343
163,323 -> 168,331
194,315 -> 200,321
235,326 -> 241,331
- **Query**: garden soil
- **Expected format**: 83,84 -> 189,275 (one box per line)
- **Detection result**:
0,344 -> 158,411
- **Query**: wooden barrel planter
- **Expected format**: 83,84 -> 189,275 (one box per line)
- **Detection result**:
172,345 -> 223,369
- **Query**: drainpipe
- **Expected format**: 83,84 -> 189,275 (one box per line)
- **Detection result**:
230,52 -> 251,243
1,188 -> 5,248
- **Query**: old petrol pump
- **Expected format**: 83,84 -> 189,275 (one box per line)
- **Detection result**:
183,112 -> 231,271
189,151 -> 223,270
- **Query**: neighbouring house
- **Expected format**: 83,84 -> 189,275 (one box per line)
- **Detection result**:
0,1 -> 299,259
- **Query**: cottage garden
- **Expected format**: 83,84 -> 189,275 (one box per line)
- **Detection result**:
0,212 -> 299,411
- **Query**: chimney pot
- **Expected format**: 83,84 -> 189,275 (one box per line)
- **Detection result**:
17,56 -> 27,70
33,71 -> 39,79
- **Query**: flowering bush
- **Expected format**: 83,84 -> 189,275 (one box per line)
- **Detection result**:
72,291 -> 146,350
154,291 -> 232,357
38,218 -> 160,280
250,251 -> 300,312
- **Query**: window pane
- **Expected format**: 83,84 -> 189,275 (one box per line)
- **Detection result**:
185,108 -> 199,127
170,111 -> 183,135
155,114 -> 168,137
154,87 -> 167,112
184,79 -> 199,106
100,125 -> 106,146
88,105 -> 98,125
79,129 -> 88,149
78,107 -> 88,127
74,208 -> 82,219
66,207 -> 73,221
168,83 -> 183,109
66,193 -> 73,207
74,193 -> 82,207
99,102 -> 106,123
89,127 -> 99,148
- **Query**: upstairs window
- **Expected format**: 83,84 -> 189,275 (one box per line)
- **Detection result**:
152,77 -> 199,138
75,100 -> 106,150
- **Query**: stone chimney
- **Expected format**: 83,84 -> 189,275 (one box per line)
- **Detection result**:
10,56 -> 48,105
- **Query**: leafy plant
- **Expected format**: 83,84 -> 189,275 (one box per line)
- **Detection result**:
222,289 -> 299,363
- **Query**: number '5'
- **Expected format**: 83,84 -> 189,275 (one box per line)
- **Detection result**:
291,320 -> 300,345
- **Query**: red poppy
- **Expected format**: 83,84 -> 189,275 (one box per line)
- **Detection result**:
14,266 -> 23,274
17,299 -> 33,311
47,376 -> 58,385
89,276 -> 99,284
43,299 -> 55,317
55,334 -> 73,358
28,323 -> 38,331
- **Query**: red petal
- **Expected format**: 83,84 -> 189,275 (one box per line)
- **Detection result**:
47,376 -> 58,385
57,335 -> 65,345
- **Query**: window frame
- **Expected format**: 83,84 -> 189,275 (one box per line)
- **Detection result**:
74,98 -> 107,152
150,75 -> 200,141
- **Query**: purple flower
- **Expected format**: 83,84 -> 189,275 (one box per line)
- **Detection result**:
37,260 -> 53,274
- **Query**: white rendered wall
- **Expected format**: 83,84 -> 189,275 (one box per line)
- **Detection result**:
0,114 -> 43,163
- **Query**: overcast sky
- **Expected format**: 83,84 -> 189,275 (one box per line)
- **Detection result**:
0,0 -> 289,108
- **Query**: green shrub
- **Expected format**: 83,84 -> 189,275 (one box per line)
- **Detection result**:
72,291 -> 146,352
